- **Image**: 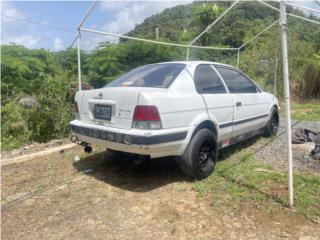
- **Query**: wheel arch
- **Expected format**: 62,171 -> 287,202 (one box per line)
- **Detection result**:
270,104 -> 280,119
266,102 -> 279,120
191,120 -> 218,139
273,104 -> 280,122
177,113 -> 219,156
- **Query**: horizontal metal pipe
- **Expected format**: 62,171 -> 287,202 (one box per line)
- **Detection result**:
1,14 -> 74,33
285,2 -> 320,14
239,20 -> 279,49
257,0 -> 320,25
287,13 -> 320,25
257,0 -> 280,12
80,27 -> 238,50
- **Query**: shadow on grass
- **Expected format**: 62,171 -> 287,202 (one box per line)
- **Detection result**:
73,133 -> 286,206
73,151 -> 191,192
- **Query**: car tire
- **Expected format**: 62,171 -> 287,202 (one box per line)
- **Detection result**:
179,129 -> 217,179
263,108 -> 279,137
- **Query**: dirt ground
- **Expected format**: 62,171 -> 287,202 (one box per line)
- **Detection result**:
2,144 -> 320,240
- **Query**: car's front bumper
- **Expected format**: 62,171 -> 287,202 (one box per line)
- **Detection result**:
70,120 -> 189,158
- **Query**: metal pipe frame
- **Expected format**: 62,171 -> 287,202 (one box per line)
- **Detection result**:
77,31 -> 81,91
280,0 -> 294,207
236,48 -> 240,69
238,20 -> 279,49
80,27 -> 238,50
186,47 -> 190,60
77,1 -> 98,91
77,1 -> 98,30
287,13 -> 320,25
257,0 -> 280,12
285,2 -> 320,15
73,0 -> 320,209
257,0 -> 320,25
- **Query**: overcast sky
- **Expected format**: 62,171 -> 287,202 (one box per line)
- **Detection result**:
1,1 -> 319,51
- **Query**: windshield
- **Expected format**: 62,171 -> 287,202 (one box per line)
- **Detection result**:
105,63 -> 185,88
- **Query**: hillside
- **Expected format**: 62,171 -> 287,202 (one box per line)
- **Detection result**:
124,1 -> 320,96
125,1 -> 316,48
3,2 -> 318,95
125,4 -> 194,42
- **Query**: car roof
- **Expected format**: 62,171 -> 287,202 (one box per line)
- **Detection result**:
151,61 -> 235,69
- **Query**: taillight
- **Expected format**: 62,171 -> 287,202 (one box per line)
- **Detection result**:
132,105 -> 161,129
74,102 -> 80,120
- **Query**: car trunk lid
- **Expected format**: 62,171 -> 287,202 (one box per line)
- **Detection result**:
76,87 -> 163,129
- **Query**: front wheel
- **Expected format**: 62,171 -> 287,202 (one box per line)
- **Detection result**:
264,108 -> 279,137
179,129 -> 217,179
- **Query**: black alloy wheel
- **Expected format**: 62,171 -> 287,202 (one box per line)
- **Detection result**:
197,140 -> 215,172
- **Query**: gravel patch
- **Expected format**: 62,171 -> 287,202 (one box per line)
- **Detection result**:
255,119 -> 320,172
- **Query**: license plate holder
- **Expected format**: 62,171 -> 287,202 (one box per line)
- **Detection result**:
93,104 -> 112,121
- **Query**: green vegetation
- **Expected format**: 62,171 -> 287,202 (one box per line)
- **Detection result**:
289,103 -> 320,122
1,46 -> 75,150
1,43 -> 183,151
1,1 -> 319,150
192,146 -> 320,220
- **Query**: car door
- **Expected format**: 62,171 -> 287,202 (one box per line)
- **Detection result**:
215,66 -> 270,137
193,64 -> 234,144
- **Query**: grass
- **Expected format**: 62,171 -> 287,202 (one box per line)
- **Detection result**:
192,148 -> 320,221
280,102 -> 320,122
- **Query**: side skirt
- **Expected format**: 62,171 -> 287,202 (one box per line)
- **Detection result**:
217,128 -> 264,150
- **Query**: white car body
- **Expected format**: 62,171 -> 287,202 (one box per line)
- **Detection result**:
70,61 -> 278,158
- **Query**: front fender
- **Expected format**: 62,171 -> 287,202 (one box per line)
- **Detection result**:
266,93 -> 279,120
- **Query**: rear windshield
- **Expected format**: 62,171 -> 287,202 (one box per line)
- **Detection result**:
105,63 -> 185,88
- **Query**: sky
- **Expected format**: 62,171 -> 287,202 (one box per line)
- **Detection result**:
1,1 -> 320,51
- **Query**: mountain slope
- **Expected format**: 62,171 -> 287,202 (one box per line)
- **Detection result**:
123,1 -> 320,99
124,1 -> 318,49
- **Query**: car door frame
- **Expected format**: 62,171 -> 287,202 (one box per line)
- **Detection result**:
213,65 -> 270,138
192,64 -> 235,145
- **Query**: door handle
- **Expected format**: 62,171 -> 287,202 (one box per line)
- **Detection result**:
236,102 -> 242,107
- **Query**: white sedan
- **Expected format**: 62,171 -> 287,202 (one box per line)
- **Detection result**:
70,61 -> 279,178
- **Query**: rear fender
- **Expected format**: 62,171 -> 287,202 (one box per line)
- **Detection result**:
178,112 -> 217,155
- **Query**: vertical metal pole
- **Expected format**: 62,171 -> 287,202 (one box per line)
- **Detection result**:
237,48 -> 240,69
186,47 -> 190,61
155,27 -> 159,40
77,31 -> 82,91
280,0 -> 293,207
273,57 -> 278,96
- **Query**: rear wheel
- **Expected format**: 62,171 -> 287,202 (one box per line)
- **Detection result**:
264,108 -> 279,137
179,129 -> 217,179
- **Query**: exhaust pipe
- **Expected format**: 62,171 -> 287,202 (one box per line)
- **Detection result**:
71,135 -> 92,153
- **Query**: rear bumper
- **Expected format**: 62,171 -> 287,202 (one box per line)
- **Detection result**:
70,120 -> 189,158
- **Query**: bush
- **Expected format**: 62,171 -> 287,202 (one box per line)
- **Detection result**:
1,73 -> 75,151
1,100 -> 30,151
26,74 -> 74,142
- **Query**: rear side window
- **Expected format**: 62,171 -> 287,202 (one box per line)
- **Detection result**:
105,63 -> 185,88
215,67 -> 258,93
194,64 -> 227,94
